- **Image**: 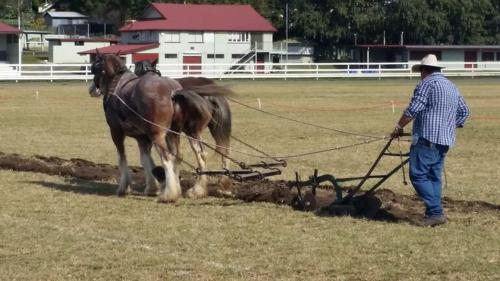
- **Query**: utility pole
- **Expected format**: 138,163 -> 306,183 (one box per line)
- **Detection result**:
285,2 -> 289,65
18,0 -> 23,75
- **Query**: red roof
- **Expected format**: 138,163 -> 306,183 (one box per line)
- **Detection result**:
119,3 -> 276,32
78,43 -> 159,55
0,21 -> 21,34
47,38 -> 118,43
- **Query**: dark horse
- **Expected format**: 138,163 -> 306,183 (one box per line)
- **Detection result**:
89,54 -> 230,201
134,59 -> 233,186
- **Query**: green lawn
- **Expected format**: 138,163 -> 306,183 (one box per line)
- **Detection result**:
0,79 -> 499,280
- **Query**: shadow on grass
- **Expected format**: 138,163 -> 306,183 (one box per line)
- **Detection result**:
27,178 -> 248,208
27,178 -> 117,196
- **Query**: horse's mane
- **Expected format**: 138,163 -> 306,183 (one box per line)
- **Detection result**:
104,54 -> 129,77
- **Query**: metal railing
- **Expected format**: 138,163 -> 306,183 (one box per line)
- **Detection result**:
1,61 -> 500,81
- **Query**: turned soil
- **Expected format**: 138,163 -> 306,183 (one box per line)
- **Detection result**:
1,152 -> 498,225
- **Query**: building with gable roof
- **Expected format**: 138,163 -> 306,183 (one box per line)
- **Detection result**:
356,44 -> 500,69
0,21 -> 21,64
80,3 -> 277,75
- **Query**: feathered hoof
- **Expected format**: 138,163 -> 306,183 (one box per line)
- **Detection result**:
217,176 -> 234,197
157,193 -> 179,203
185,184 -> 208,199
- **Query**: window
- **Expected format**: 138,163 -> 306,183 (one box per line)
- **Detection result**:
75,41 -> 84,46
165,53 -> 177,59
6,34 -> 18,44
188,32 -> 203,43
164,32 -> 180,43
482,52 -> 494,61
132,32 -> 146,41
228,32 -> 250,43
207,54 -> 225,59
232,54 -> 244,59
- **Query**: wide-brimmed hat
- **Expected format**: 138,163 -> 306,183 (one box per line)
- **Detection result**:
411,54 -> 445,72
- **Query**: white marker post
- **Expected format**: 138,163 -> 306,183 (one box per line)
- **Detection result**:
257,98 -> 261,109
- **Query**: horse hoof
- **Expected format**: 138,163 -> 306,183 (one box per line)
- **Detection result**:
157,192 -> 180,203
217,176 -> 234,196
186,185 -> 207,199
116,189 -> 128,197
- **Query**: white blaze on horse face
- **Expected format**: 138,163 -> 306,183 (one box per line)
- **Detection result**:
88,82 -> 101,97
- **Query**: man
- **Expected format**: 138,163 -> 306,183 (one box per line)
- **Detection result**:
391,54 -> 470,227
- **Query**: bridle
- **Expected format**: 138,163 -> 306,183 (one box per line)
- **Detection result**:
90,55 -> 129,98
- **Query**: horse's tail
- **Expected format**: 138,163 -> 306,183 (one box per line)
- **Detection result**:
207,96 -> 232,157
187,84 -> 235,97
172,89 -> 212,123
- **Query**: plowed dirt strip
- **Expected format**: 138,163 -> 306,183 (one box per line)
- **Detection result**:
1,152 -> 498,226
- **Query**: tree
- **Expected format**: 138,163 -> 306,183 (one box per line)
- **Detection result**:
49,0 -> 500,60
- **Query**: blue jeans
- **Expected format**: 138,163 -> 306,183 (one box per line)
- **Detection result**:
409,138 -> 449,217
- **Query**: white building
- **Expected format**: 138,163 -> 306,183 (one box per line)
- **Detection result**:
44,11 -> 89,34
273,39 -> 315,64
48,37 -> 118,63
80,3 -> 277,75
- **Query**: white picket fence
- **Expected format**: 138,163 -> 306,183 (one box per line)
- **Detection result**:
1,61 -> 500,81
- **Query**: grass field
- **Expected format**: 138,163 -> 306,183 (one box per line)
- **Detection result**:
0,78 -> 499,280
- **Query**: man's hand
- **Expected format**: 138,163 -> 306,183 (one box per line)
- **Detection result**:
391,125 -> 404,138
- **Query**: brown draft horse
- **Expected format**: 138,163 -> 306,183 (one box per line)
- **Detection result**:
134,60 -> 233,189
89,55 -> 231,202
89,53 -> 230,201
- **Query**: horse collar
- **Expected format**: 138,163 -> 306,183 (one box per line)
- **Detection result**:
116,66 -> 128,75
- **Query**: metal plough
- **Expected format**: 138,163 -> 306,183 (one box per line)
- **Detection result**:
288,134 -> 411,216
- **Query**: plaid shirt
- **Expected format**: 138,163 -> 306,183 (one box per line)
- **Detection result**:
404,72 -> 470,146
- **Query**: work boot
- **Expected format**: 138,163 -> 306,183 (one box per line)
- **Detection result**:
422,215 -> 447,227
